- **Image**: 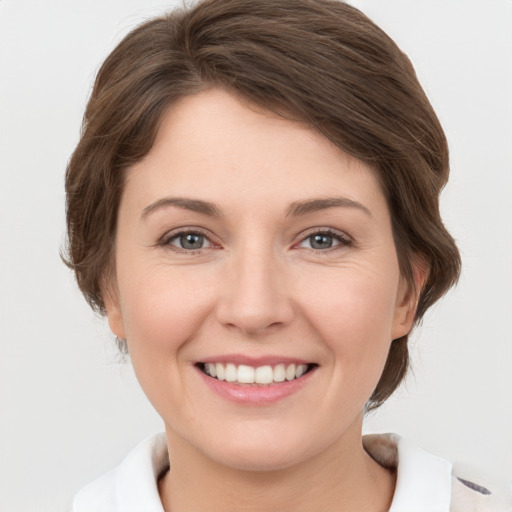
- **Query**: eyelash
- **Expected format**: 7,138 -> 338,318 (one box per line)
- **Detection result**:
158,227 -> 353,254
159,228 -> 218,254
296,228 -> 353,252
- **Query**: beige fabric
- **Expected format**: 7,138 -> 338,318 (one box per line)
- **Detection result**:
450,462 -> 512,512
363,433 -> 512,512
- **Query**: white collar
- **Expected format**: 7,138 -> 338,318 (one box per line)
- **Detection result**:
73,432 -> 453,512
73,433 -> 168,512
363,433 -> 453,511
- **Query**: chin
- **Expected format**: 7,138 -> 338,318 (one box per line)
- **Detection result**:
211,445 -> 306,472
198,427 -> 325,472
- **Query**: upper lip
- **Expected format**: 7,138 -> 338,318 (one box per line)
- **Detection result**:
197,354 -> 314,367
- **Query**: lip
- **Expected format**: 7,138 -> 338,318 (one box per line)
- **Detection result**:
198,354 -> 312,367
195,361 -> 317,405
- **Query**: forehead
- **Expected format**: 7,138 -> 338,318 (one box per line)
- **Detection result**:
124,88 -> 388,219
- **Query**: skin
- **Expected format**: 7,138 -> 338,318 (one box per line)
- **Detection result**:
106,88 -> 422,512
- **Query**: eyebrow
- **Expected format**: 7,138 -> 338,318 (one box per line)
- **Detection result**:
141,195 -> 371,220
285,197 -> 372,218
142,197 -> 222,220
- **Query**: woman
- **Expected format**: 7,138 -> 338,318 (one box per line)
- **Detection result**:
64,0 -> 510,510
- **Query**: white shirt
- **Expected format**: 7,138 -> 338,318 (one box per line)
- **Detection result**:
72,433 -> 511,512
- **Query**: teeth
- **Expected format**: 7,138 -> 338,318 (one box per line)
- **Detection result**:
296,364 -> 308,378
273,364 -> 286,382
206,363 -> 216,378
285,364 -> 296,381
225,363 -> 237,382
202,362 -> 312,385
255,365 -> 273,384
215,363 -> 225,381
237,365 -> 255,384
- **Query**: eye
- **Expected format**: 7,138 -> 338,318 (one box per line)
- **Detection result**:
297,229 -> 351,251
164,231 -> 214,251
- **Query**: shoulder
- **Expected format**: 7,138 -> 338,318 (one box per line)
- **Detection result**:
72,433 -> 168,512
363,433 -> 512,512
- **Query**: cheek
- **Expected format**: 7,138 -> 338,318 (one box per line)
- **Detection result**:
117,264 -> 214,355
296,264 -> 400,363
116,265 -> 218,417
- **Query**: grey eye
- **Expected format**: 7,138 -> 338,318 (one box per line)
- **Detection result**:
298,230 -> 350,251
308,234 -> 335,250
173,233 -> 208,250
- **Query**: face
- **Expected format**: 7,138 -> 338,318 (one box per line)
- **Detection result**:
106,88 -> 416,471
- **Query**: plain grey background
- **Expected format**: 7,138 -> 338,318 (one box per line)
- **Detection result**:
1,1 -> 511,510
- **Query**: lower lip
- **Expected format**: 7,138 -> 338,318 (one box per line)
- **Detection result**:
196,366 -> 316,405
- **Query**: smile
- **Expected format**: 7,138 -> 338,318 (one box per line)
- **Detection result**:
198,362 -> 315,385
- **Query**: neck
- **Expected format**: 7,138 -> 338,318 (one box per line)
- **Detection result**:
158,417 -> 396,512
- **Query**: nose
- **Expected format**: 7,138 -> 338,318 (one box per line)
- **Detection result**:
215,244 -> 295,337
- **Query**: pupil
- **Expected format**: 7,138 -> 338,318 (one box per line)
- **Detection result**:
181,233 -> 203,249
311,234 -> 332,249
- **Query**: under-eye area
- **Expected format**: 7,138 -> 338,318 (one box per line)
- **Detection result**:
196,362 -> 318,385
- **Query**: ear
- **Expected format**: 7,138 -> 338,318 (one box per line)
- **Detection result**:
391,257 -> 428,340
103,282 -> 127,340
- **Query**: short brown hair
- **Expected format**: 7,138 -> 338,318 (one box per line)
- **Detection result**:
64,0 -> 461,410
